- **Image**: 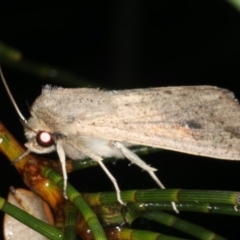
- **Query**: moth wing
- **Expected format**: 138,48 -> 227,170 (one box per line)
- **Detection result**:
77,86 -> 240,160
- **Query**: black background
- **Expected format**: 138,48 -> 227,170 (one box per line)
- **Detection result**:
0,1 -> 240,239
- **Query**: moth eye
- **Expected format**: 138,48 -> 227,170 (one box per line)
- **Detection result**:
36,131 -> 54,147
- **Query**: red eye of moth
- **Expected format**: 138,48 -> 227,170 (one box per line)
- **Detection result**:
36,131 -> 54,147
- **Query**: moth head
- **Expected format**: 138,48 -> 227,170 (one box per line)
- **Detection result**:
24,115 -> 56,154
0,67 -> 62,156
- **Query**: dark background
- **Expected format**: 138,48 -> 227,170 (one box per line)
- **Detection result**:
0,1 -> 240,239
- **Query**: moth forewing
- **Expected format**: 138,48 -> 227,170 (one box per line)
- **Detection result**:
74,86 -> 240,160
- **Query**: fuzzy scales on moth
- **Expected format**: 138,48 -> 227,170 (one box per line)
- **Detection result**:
25,86 -> 131,160
25,85 -> 240,161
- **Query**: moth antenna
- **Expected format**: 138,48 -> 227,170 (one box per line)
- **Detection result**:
0,66 -> 27,123
19,119 -> 36,133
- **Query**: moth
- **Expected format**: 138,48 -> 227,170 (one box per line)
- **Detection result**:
2,68 -> 240,212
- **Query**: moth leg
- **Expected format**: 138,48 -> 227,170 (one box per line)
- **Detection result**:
12,149 -> 31,164
113,142 -> 179,213
67,141 -> 125,205
55,140 -> 68,199
113,142 -> 164,186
